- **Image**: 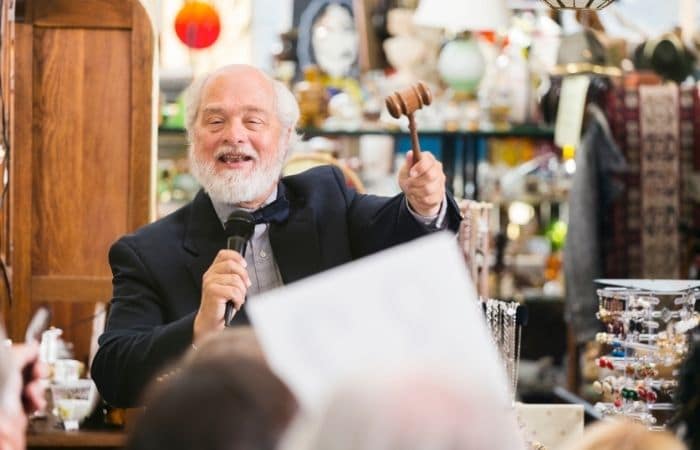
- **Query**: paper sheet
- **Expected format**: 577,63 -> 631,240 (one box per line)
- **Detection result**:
247,232 -> 512,412
595,278 -> 700,292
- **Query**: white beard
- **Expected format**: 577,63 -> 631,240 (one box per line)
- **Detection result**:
189,142 -> 286,205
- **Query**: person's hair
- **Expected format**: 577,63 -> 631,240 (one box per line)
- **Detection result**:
674,332 -> 700,450
563,419 -> 685,450
279,367 -> 526,450
183,65 -> 302,151
126,356 -> 297,450
182,326 -> 266,367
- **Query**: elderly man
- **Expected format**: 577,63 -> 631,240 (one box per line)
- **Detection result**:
91,64 -> 461,407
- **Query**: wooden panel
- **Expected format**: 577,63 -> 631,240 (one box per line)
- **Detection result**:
7,23 -> 34,340
31,0 -> 131,29
129,3 -> 155,227
31,27 -> 130,277
31,276 -> 112,303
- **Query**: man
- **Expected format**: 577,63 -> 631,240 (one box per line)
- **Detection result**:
91,64 -> 461,407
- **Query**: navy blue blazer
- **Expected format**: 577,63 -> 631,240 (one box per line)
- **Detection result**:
91,165 -> 461,407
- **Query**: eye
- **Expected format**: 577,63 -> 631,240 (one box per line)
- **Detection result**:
245,118 -> 265,129
206,118 -> 224,128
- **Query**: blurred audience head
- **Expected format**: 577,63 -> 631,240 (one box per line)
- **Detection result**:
563,419 -> 685,450
674,331 -> 700,450
126,327 -> 297,450
182,326 -> 266,366
280,367 -> 526,450
0,326 -> 27,450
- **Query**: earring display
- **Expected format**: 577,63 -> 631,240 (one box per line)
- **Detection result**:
592,284 -> 699,428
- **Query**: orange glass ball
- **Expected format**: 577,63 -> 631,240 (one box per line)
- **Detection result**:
175,2 -> 221,49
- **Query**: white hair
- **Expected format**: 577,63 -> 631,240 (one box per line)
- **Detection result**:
280,367 -> 527,450
183,65 -> 302,152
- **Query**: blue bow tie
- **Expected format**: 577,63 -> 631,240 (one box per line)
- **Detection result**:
250,187 -> 290,224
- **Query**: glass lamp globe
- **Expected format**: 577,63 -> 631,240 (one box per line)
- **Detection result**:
437,35 -> 485,96
540,0 -> 615,9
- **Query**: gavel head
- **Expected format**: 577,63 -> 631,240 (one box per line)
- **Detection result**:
385,81 -> 433,119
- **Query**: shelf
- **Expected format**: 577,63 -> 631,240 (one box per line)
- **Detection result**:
158,125 -> 555,140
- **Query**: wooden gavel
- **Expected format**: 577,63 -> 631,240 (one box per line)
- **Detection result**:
385,81 -> 432,163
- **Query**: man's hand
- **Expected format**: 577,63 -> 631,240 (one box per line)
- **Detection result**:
12,343 -> 47,414
398,151 -> 446,217
193,250 -> 251,344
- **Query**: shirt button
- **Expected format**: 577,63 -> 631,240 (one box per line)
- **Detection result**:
259,250 -> 267,259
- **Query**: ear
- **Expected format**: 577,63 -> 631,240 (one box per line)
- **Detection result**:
281,127 -> 293,158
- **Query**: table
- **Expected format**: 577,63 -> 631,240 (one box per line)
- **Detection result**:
27,418 -> 126,450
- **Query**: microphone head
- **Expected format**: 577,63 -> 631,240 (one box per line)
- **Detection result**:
225,210 -> 255,240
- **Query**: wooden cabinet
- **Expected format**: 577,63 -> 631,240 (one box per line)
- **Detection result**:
0,0 -> 155,364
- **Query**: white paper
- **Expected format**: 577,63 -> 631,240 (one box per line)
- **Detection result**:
554,75 -> 590,149
248,232 -> 512,412
595,278 -> 700,292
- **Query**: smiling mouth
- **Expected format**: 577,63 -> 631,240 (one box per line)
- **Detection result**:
218,153 -> 255,164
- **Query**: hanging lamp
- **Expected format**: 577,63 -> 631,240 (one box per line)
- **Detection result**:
174,1 -> 221,49
540,0 -> 615,9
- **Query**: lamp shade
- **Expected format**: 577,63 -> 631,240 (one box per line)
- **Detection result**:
413,0 -> 510,32
174,1 -> 221,49
540,0 -> 615,9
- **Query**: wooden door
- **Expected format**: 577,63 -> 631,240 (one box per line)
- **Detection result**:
0,0 -> 154,365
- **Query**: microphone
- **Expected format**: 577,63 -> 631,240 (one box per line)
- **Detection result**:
224,210 -> 255,327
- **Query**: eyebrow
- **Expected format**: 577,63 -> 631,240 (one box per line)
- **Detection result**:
201,105 -> 270,116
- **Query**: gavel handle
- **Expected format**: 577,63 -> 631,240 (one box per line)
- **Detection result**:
407,114 -> 421,163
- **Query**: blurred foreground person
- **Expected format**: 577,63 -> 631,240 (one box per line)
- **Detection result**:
126,328 -> 296,450
182,325 -> 265,366
0,326 -> 46,450
673,332 -> 700,450
562,419 -> 685,450
280,368 -> 526,450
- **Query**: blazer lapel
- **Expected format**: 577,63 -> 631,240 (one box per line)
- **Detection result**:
269,185 -> 322,284
183,190 -> 228,292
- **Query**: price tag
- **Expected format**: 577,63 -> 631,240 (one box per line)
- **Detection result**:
554,75 -> 590,149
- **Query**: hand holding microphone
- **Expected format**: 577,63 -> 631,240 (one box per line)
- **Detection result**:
193,211 -> 255,344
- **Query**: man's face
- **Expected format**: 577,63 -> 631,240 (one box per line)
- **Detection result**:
190,68 -> 287,206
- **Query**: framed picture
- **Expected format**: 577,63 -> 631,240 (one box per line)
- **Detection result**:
295,0 -> 365,78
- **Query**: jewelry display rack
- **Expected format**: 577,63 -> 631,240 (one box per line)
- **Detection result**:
481,298 -> 528,398
458,200 -> 493,298
592,284 -> 699,428
459,200 -> 528,397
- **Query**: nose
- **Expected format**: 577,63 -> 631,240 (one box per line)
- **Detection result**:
222,119 -> 247,146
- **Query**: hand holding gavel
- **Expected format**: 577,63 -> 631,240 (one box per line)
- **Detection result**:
385,81 -> 432,164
